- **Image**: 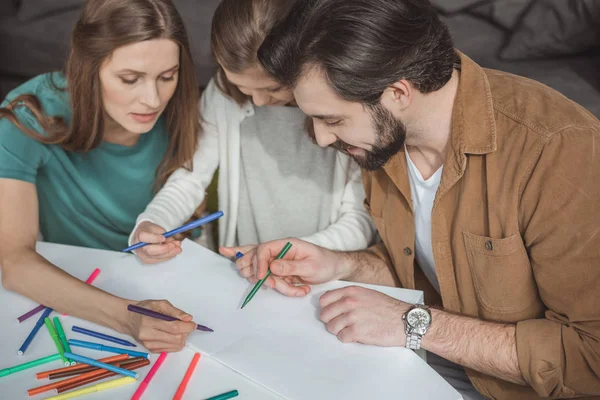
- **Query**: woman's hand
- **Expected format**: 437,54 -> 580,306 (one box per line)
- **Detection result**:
121,299 -> 197,353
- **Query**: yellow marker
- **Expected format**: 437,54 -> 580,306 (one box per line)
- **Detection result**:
44,376 -> 136,400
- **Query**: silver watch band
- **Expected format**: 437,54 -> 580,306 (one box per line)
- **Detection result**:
406,331 -> 422,350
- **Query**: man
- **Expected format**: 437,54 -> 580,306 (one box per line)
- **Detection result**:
223,0 -> 600,398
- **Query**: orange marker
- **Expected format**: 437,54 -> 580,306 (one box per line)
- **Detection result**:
56,359 -> 150,393
173,353 -> 200,400
49,357 -> 146,380
36,354 -> 128,379
28,359 -> 131,396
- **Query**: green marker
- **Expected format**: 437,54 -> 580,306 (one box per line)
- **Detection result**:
44,318 -> 69,366
53,317 -> 75,365
241,242 -> 292,309
205,390 -> 239,400
0,353 -> 61,377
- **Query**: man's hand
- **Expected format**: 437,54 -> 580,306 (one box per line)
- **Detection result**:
221,238 -> 354,297
319,286 -> 410,346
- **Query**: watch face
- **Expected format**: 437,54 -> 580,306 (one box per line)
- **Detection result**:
407,308 -> 431,329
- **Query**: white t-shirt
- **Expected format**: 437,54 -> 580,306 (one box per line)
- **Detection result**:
405,147 -> 443,293
406,149 -> 486,400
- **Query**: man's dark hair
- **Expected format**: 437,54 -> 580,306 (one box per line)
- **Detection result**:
258,0 -> 459,105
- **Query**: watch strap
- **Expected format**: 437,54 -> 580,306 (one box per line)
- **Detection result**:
405,331 -> 422,350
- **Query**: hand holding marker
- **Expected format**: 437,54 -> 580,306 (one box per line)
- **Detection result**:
123,211 -> 224,252
5,212 -> 236,397
127,304 -> 214,332
241,242 -> 293,309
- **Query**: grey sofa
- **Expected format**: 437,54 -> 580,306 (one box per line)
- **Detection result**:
1,0 -> 599,119
435,0 -> 600,118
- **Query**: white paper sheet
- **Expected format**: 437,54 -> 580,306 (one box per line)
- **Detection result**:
23,241 -> 461,400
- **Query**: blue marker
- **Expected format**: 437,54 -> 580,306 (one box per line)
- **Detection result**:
123,211 -> 224,252
18,307 -> 53,355
72,325 -> 137,347
63,352 -> 139,379
68,339 -> 148,358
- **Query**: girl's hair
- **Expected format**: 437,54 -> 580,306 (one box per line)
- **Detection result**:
0,0 -> 200,190
211,0 -> 292,105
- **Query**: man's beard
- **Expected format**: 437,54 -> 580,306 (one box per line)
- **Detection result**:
331,103 -> 406,171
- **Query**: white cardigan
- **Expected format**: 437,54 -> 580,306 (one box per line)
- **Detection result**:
131,79 -> 375,250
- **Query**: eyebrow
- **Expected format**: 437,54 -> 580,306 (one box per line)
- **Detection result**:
117,65 -> 179,75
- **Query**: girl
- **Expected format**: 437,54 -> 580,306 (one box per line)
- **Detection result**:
0,0 -> 200,353
131,0 -> 376,268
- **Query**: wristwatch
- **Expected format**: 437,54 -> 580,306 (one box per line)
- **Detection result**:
402,305 -> 432,350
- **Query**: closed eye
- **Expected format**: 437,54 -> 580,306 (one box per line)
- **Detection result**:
121,77 -> 139,85
160,71 -> 178,82
324,120 -> 342,127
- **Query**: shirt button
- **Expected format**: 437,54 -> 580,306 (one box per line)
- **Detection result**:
403,247 -> 412,256
485,240 -> 493,251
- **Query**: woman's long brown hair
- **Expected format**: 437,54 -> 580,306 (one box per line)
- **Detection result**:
211,0 -> 292,105
0,0 -> 200,190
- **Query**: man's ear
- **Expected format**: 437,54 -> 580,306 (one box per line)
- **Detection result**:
380,79 -> 412,115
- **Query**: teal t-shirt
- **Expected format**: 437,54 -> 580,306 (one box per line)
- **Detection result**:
0,73 -> 168,251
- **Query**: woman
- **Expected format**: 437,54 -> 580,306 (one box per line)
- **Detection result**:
131,0 -> 376,281
0,0 -> 200,352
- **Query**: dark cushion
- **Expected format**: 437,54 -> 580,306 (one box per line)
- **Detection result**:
0,10 -> 78,77
18,0 -> 84,21
469,0 -> 534,30
441,13 -> 600,118
0,0 -> 18,18
1,0 -> 218,88
501,0 -> 600,60
172,0 -> 220,88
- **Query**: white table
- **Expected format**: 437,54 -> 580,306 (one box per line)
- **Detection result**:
0,241 -> 462,400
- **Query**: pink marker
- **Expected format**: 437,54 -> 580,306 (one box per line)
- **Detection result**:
17,268 -> 102,323
131,352 -> 167,400
85,268 -> 101,284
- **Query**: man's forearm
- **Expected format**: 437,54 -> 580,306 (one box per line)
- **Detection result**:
340,247 -> 400,287
423,308 -> 526,385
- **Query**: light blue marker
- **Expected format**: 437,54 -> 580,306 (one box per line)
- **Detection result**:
63,352 -> 139,379
68,339 -> 148,358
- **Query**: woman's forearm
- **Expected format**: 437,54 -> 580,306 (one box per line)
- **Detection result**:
2,249 -> 130,333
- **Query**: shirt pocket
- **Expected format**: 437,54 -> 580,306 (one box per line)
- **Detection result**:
463,231 -> 544,322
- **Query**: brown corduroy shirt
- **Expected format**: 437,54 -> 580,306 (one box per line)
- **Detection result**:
362,53 -> 600,399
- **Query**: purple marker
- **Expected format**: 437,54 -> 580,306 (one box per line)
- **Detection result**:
127,305 -> 213,332
17,304 -> 46,323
